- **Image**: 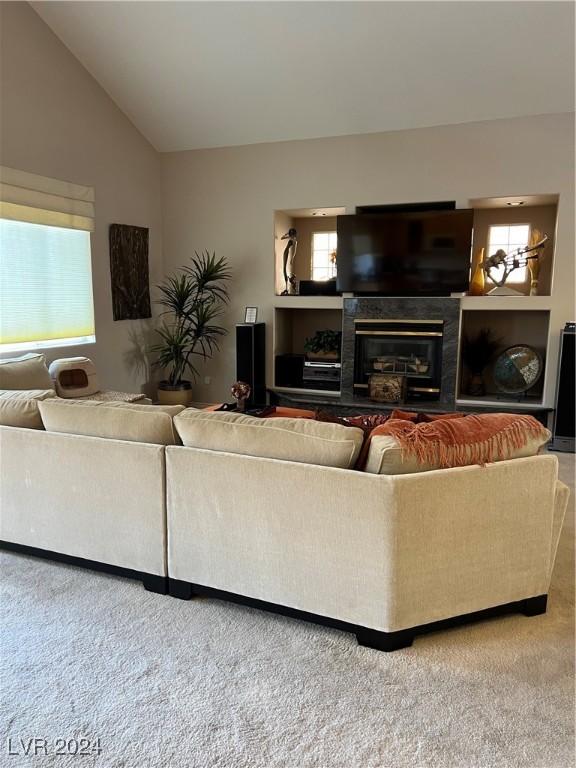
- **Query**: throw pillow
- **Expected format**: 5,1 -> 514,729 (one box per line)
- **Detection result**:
174,410 -> 364,469
363,413 -> 551,474
0,353 -> 53,390
0,389 -> 56,429
39,399 -> 185,445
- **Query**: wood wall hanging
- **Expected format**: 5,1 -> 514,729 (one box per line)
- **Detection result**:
109,223 -> 152,320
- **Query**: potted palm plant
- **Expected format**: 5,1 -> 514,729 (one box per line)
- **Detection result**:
152,251 -> 231,405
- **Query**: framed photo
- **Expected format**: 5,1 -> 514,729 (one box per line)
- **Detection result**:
244,306 -> 258,324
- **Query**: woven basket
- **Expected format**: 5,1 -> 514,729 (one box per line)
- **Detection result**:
368,373 -> 406,403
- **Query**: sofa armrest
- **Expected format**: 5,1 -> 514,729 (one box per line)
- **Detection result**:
388,454 -> 561,630
549,480 -> 570,580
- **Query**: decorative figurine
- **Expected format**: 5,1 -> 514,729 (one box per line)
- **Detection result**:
482,233 -> 548,295
231,381 -> 251,412
280,228 -> 298,295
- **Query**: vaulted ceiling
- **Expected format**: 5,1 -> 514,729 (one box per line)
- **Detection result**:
33,1 -> 575,152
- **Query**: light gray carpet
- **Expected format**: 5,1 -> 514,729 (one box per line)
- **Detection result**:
1,453 -> 574,768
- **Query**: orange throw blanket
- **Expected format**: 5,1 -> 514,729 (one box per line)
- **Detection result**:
360,413 -> 548,470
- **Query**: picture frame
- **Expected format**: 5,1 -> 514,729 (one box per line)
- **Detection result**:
244,306 -> 258,324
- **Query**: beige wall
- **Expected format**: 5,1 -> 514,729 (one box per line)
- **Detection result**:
162,112 -> 574,404
0,3 -> 163,395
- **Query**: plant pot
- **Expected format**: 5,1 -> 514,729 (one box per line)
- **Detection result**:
306,351 -> 339,362
157,380 -> 193,406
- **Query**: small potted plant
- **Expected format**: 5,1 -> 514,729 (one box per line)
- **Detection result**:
462,328 -> 501,397
152,251 -> 231,405
304,329 -> 342,362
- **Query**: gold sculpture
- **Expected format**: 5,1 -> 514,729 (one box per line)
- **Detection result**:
482,231 -> 548,295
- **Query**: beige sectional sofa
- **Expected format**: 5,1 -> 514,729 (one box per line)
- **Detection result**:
0,400 -> 570,652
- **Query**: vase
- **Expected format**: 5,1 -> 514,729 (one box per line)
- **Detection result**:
468,248 -> 485,296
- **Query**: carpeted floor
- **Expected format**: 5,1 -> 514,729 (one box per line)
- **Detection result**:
1,453 -> 574,768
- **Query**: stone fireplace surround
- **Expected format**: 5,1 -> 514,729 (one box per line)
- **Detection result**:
340,297 -> 461,407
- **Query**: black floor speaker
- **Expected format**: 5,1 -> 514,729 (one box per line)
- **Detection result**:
236,323 -> 266,407
552,324 -> 575,452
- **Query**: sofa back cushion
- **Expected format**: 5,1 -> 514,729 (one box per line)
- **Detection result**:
174,410 -> 364,468
0,389 -> 56,429
0,353 -> 53,390
364,413 -> 551,474
39,399 -> 185,445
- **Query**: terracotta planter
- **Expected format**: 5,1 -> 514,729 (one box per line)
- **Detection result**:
157,380 -> 193,406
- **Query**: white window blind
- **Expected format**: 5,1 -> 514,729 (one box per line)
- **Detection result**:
0,167 -> 95,352
487,224 -> 530,285
311,231 -> 337,281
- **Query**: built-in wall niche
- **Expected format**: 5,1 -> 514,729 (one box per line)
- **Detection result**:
274,208 -> 345,296
458,309 -> 550,405
273,306 -> 343,393
470,195 -> 559,297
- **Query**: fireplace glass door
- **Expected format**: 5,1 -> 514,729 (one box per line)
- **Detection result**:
354,320 -> 443,400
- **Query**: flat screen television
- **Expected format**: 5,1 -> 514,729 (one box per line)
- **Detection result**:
336,210 -> 473,296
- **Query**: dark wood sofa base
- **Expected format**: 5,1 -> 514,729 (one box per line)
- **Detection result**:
169,579 -> 548,652
0,541 -> 168,595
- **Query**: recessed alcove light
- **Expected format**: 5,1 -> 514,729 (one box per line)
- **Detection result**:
507,201 -> 525,206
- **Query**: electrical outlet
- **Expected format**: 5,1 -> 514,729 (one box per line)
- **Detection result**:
204,376 -> 211,385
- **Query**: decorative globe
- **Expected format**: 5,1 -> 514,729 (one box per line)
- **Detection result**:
493,345 -> 543,395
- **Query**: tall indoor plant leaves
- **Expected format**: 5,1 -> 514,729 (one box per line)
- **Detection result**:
152,251 -> 231,387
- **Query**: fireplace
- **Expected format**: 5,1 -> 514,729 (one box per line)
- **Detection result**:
341,297 -> 460,406
353,319 -> 444,400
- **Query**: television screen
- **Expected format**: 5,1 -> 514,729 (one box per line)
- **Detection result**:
336,210 -> 473,296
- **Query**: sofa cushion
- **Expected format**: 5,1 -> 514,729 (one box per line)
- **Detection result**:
174,410 -> 364,468
364,413 -> 551,474
0,389 -> 56,429
0,353 -> 53,390
39,399 -> 185,445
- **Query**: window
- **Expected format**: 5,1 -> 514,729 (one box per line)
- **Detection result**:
0,167 -> 95,352
311,231 -> 337,281
0,220 -> 95,352
487,224 -> 530,284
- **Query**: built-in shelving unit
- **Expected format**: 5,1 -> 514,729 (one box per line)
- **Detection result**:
460,296 -> 553,311
270,195 -> 562,416
457,308 -> 550,407
455,396 -> 547,410
273,296 -> 343,310
273,305 -> 343,393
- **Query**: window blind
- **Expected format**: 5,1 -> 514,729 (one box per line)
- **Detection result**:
0,165 -> 94,231
0,167 -> 95,351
